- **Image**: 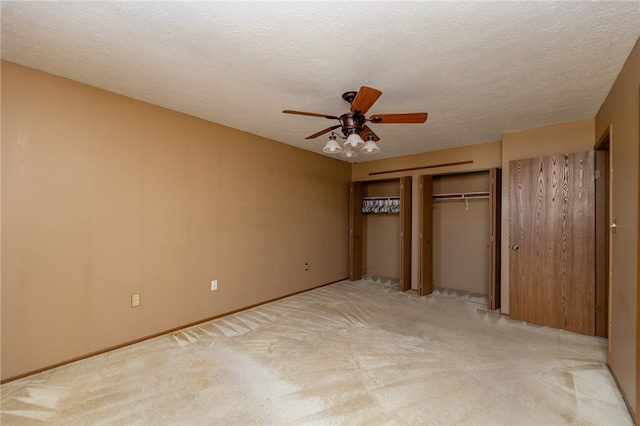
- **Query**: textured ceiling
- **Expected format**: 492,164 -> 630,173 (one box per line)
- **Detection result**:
2,1 -> 639,162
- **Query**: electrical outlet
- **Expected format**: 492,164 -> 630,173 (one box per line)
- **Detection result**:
304,263 -> 309,271
211,280 -> 218,291
131,293 -> 141,307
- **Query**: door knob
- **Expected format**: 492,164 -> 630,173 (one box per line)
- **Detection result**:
512,244 -> 519,251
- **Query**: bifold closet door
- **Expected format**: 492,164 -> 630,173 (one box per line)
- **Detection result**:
488,168 -> 502,310
594,147 -> 609,338
399,176 -> 412,291
349,181 -> 363,281
419,175 -> 433,296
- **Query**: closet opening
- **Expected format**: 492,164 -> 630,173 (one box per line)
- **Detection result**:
349,177 -> 412,290
420,169 -> 501,310
363,180 -> 401,285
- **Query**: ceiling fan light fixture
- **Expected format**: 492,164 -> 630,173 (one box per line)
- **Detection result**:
283,86 -> 428,157
341,145 -> 359,159
361,138 -> 380,154
322,134 -> 343,154
345,132 -> 364,148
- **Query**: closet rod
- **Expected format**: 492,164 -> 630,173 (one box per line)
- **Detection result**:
432,191 -> 489,210
433,196 -> 490,201
362,196 -> 400,200
432,191 -> 489,199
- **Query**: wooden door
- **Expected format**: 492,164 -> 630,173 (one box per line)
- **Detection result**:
349,181 -> 363,281
594,128 -> 610,338
419,175 -> 433,296
509,151 -> 595,335
399,176 -> 412,291
488,168 -> 502,310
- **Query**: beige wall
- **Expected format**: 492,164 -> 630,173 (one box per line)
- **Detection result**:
595,38 -> 639,416
352,141 -> 502,290
1,61 -> 352,381
500,119 -> 595,313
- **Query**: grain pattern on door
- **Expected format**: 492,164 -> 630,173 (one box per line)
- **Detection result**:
509,151 -> 595,335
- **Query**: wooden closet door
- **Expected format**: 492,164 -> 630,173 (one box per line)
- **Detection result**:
399,176 -> 412,291
349,181 -> 363,281
594,148 -> 609,338
419,175 -> 433,296
509,151 -> 595,335
488,168 -> 501,310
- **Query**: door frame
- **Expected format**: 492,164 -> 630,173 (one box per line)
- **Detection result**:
595,126 -> 611,339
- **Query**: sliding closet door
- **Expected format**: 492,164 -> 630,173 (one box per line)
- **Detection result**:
419,175 -> 433,296
349,181 -> 363,281
488,168 -> 501,310
399,176 -> 412,291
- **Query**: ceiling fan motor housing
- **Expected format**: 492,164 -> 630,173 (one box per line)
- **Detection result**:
338,112 -> 366,136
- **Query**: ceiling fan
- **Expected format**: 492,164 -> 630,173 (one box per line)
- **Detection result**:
283,86 -> 428,158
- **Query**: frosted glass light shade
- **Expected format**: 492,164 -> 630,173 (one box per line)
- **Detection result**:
361,139 -> 380,154
322,138 -> 343,154
345,133 -> 364,148
341,146 -> 359,159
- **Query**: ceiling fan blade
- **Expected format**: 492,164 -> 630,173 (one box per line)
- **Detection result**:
361,125 -> 380,142
305,124 -> 341,140
283,110 -> 339,120
350,86 -> 383,114
369,113 -> 428,124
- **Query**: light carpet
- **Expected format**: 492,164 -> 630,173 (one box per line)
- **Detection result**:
1,279 -> 633,425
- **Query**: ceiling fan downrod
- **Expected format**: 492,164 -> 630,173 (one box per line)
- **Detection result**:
341,91 -> 358,104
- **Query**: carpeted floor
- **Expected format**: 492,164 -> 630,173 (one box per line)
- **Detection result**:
1,279 -> 633,425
